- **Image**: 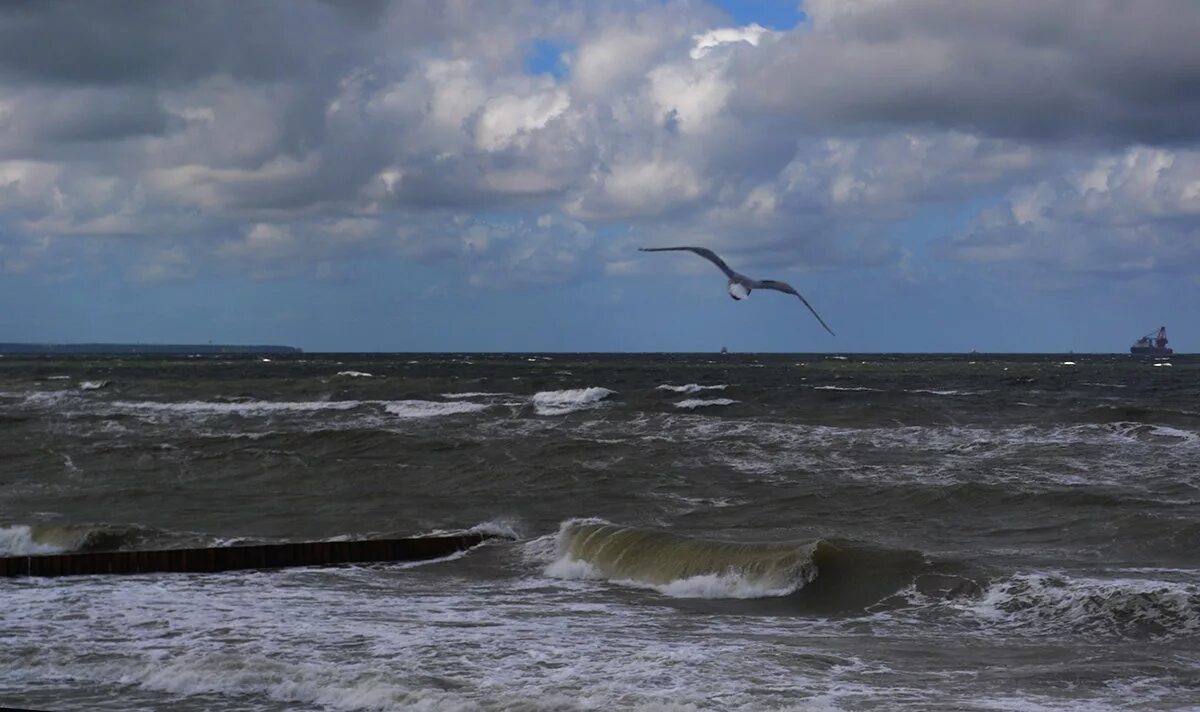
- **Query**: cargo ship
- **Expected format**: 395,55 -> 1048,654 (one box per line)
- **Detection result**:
1130,326 -> 1173,356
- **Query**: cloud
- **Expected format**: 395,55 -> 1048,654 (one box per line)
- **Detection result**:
0,0 -> 1198,293
736,0 -> 1200,145
942,146 -> 1200,277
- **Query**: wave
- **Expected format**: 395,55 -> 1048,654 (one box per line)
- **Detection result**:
0,523 -> 161,556
382,400 -> 489,419
111,399 -> 364,416
810,385 -> 882,392
546,520 -> 817,598
905,388 -> 986,397
656,383 -> 728,394
957,572 -> 1200,639
674,398 -> 738,410
335,370 -> 374,378
544,520 -> 930,609
79,380 -> 111,390
531,387 -> 615,416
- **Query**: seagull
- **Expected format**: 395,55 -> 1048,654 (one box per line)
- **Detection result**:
639,246 -> 835,335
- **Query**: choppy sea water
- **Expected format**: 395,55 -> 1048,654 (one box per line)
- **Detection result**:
1,353 -> 1198,711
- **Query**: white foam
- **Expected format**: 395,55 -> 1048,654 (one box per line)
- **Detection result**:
111,399 -> 363,415
440,391 -> 510,399
811,385 -> 882,392
654,572 -> 802,599
674,398 -> 738,410
1,562 -> 1191,711
383,400 -> 489,418
335,370 -> 374,378
531,387 -> 615,415
0,524 -> 69,555
79,380 -> 110,390
956,572 -> 1200,637
656,383 -> 728,394
545,554 -> 806,599
1153,363 -> 1173,367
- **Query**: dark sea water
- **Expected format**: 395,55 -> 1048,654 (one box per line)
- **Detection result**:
2,353 -> 1198,711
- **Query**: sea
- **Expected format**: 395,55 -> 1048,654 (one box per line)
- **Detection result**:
1,353 -> 1198,711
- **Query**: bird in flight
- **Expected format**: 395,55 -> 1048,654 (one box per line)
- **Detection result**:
639,246 -> 835,335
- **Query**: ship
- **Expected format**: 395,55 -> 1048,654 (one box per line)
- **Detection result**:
1130,326 -> 1173,356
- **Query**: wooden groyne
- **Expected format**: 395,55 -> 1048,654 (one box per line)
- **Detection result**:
0,533 -> 496,578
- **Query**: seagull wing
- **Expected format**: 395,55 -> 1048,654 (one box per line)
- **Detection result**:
639,246 -> 736,280
757,280 -> 836,336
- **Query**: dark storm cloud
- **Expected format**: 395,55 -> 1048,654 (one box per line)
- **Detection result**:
737,0 -> 1200,145
0,0 -> 355,85
4,88 -> 172,145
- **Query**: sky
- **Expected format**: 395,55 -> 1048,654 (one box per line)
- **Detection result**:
1,0 -> 1199,353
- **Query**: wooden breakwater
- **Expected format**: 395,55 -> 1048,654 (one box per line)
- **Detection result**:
0,533 -> 496,578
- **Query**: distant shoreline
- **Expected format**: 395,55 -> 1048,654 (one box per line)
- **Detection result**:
0,343 -> 302,355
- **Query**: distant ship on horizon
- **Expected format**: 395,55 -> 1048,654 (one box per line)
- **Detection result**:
1130,326 -> 1173,356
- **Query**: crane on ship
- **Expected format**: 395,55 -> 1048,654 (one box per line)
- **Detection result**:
1130,326 -> 1173,356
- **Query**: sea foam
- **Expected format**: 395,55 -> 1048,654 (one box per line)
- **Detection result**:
531,387 -> 615,415
0,524 -> 69,556
674,398 -> 738,410
956,572 -> 1200,638
383,400 -> 489,418
656,383 -> 728,394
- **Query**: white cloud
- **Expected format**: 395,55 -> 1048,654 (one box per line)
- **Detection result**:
0,0 -> 1198,292
943,146 -> 1200,275
474,85 -> 570,152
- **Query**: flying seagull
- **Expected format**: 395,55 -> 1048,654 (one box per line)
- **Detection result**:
639,246 -> 835,335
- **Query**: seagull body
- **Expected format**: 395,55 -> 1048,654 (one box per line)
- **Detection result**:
639,246 -> 835,335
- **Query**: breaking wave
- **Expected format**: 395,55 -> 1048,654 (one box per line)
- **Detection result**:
531,387 -> 615,416
382,400 -> 489,418
674,398 -> 738,410
544,520 -> 929,607
656,384 -> 728,394
110,399 -> 364,416
0,523 -> 164,556
335,370 -> 374,378
957,572 -> 1200,639
546,520 -> 816,598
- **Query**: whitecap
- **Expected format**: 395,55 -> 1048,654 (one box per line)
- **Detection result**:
382,400 -> 489,418
79,380 -> 110,391
656,383 -> 728,394
531,387 -> 615,416
954,572 -> 1200,637
335,371 -> 374,378
674,398 -> 738,410
112,399 -> 363,416
0,524 -> 68,556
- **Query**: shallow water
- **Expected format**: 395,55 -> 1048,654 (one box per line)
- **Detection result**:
2,353 -> 1198,710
